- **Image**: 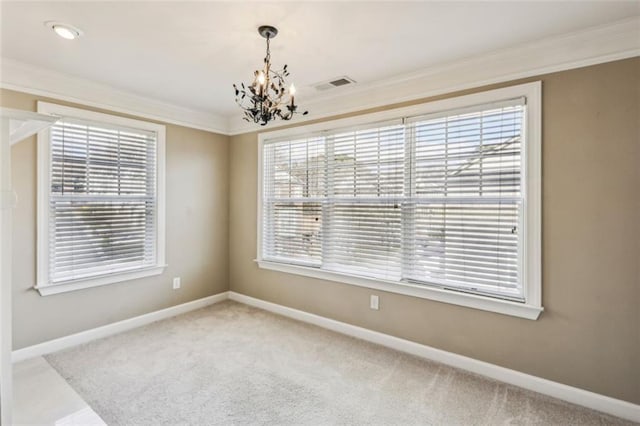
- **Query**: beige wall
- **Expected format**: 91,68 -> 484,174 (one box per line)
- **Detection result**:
1,89 -> 230,350
3,57 -> 638,404
229,58 -> 640,404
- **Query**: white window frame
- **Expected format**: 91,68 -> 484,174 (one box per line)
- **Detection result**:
36,102 -> 166,296
257,82 -> 542,320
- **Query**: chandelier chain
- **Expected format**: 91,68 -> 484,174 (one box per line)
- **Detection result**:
265,36 -> 271,64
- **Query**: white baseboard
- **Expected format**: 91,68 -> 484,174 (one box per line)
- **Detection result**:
12,291 -> 229,363
228,291 -> 640,423
12,289 -> 638,422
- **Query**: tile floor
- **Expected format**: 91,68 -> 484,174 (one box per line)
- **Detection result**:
13,357 -> 105,426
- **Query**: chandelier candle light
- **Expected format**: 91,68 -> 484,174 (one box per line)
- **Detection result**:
233,25 -> 308,126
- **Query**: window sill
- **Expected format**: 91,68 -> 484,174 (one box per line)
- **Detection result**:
35,265 -> 167,296
256,260 -> 543,320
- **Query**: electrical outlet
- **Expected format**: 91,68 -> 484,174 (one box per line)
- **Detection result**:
172,277 -> 181,290
370,295 -> 379,310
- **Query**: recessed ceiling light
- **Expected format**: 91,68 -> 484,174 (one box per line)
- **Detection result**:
44,21 -> 83,40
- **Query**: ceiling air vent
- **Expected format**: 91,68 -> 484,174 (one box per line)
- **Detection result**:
314,76 -> 356,91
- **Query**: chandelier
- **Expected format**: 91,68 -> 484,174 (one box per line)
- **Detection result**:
233,25 -> 307,126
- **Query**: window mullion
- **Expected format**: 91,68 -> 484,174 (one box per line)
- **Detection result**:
321,134 -> 333,269
262,144 -> 274,257
401,120 -> 415,281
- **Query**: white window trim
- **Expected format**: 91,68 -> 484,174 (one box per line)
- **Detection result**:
257,82 -> 542,320
36,102 -> 167,296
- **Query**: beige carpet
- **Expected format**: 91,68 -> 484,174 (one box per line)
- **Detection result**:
46,300 -> 632,425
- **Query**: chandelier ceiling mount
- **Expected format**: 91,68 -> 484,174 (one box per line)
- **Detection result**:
257,25 -> 278,40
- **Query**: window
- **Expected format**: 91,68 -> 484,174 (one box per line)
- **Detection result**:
37,102 -> 166,295
258,83 -> 541,319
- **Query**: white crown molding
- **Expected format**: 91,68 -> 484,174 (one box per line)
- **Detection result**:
2,17 -> 638,136
228,16 -> 640,135
0,58 -> 229,135
228,292 -> 640,423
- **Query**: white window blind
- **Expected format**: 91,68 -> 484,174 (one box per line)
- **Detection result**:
323,124 -> 405,280
262,98 -> 529,302
47,118 -> 158,285
404,101 -> 524,299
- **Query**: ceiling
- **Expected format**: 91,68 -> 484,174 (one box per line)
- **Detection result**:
1,1 -> 639,119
